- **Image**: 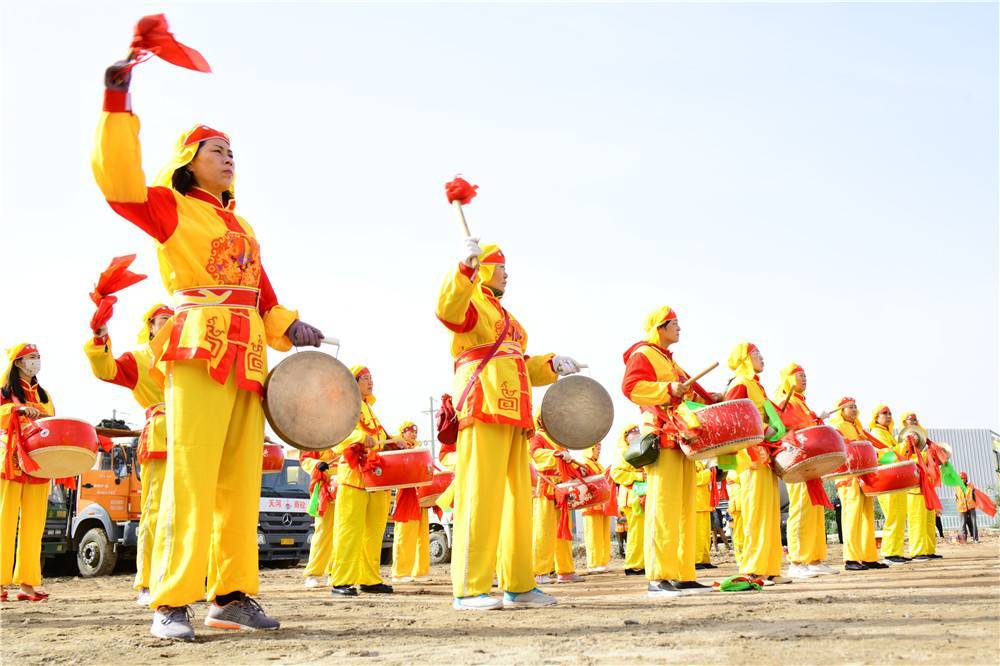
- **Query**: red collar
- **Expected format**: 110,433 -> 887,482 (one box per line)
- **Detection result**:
187,187 -> 236,210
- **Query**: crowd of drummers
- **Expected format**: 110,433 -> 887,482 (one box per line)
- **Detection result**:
1,42 -> 990,644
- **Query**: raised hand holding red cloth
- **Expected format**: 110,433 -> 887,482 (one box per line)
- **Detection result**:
89,255 -> 146,333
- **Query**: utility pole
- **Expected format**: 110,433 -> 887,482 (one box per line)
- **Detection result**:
421,395 -> 437,459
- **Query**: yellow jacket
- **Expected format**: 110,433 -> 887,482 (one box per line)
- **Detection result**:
91,97 -> 298,393
609,427 -> 645,509
333,397 -> 388,489
0,379 -> 54,484
436,263 -> 556,430
955,485 -> 975,512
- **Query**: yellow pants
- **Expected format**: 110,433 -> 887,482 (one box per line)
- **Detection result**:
392,510 -> 430,578
906,493 -> 936,557
134,458 -> 166,591
786,482 -> 826,564
451,423 -> 533,597
328,484 -> 390,586
583,513 -> 611,570
303,504 -> 336,578
878,492 -> 907,558
729,510 -> 744,567
838,480 -> 877,562
738,467 -> 783,577
623,503 -> 645,571
644,447 -> 697,582
695,511 -> 712,564
532,497 -> 575,575
151,362 -> 264,608
0,479 -> 48,587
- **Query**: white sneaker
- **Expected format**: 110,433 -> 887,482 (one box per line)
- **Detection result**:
452,594 -> 503,611
788,564 -> 818,579
808,563 -> 839,576
647,581 -> 682,599
878,559 -> 895,567
534,574 -> 554,585
136,588 -> 152,606
413,576 -> 432,583
503,588 -> 557,608
304,576 -> 325,589
761,578 -> 775,587
391,576 -> 415,584
768,575 -> 792,585
556,573 -> 582,583
588,566 -> 608,574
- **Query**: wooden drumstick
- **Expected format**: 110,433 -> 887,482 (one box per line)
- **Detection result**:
320,337 -> 341,347
453,200 -> 472,237
681,362 -> 719,391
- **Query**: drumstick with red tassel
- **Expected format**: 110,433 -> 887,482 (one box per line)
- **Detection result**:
445,176 -> 479,267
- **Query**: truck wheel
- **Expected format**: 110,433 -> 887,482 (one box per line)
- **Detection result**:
77,527 -> 117,577
271,559 -> 299,569
429,530 -> 450,565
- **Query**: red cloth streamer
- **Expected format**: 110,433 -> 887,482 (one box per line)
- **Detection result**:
89,255 -> 146,332
445,176 -> 478,205
435,393 -> 458,447
601,472 -> 619,517
308,467 -> 335,517
392,488 -> 422,522
130,14 -> 212,73
55,477 -> 77,491
708,467 -> 719,508
719,477 -> 730,501
805,478 -> 833,509
3,414 -> 40,478
915,460 -> 943,512
970,485 -> 996,518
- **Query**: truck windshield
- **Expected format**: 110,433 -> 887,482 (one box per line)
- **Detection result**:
260,460 -> 309,496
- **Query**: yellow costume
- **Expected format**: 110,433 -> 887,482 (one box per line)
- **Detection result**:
608,425 -> 645,572
725,343 -> 782,578
1,343 -> 53,592
391,422 -> 430,580
725,471 -> 744,566
900,413 -> 936,557
530,428 -> 576,577
84,306 -> 171,592
436,246 -> 558,598
328,367 -> 391,587
868,405 -> 907,559
581,447 -> 612,571
831,401 -> 878,563
694,461 -> 713,565
299,449 -> 339,579
621,306 -> 710,584
93,95 -> 299,609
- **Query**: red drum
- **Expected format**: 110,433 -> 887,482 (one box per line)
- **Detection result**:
678,399 -> 765,460
23,417 -> 99,479
555,474 -> 612,511
859,461 -> 920,496
262,441 -> 285,474
417,470 -> 454,508
361,446 -> 434,491
823,440 -> 879,480
772,426 -> 847,483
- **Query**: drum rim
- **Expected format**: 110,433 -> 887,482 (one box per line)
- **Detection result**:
866,460 -> 918,473
556,474 -> 606,487
364,480 -> 434,491
374,446 -> 431,458
861,484 -> 920,496
697,398 -> 757,412
822,464 -> 881,480
776,451 -> 847,481
33,416 -> 96,428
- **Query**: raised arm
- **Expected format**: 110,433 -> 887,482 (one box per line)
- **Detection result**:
83,334 -> 139,389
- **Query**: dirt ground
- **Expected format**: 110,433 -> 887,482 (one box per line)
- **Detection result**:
1,537 -> 997,665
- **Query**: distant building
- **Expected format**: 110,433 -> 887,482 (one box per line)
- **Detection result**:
928,429 -> 999,530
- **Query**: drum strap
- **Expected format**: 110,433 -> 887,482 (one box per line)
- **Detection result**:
455,309 -> 510,413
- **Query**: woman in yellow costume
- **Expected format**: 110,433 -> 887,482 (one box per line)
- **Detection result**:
725,470 -> 744,567
581,442 -> 616,574
300,446 -> 339,589
530,419 -> 582,584
85,304 -> 174,605
391,422 -> 432,584
868,404 -> 910,564
0,343 -> 54,602
694,460 -> 717,570
899,412 -> 940,561
724,343 -> 788,585
830,398 -> 888,571
773,363 -> 838,579
93,61 -> 325,640
609,424 -> 645,575
328,366 -> 393,597
622,306 -> 719,598
436,238 -> 582,610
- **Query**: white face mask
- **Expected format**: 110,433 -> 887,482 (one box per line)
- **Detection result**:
17,358 -> 41,379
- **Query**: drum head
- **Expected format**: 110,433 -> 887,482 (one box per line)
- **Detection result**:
539,375 -> 614,450
264,351 -> 361,451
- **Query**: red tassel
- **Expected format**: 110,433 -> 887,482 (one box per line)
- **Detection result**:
556,500 -> 573,540
719,478 -> 730,501
971,485 -> 997,518
916,461 -> 943,512
55,477 -> 77,490
89,255 -> 146,332
709,468 -> 720,508
308,467 -> 335,517
4,415 -> 40,477
392,488 -> 422,522
445,176 -> 478,205
602,472 -> 619,517
342,443 -> 367,470
131,14 -> 212,73
805,478 -> 833,509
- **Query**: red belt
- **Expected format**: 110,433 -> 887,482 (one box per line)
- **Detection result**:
173,286 -> 259,311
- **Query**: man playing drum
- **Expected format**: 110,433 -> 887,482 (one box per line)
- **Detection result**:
899,412 -> 940,561
391,422 -> 432,583
85,304 -> 174,605
621,306 -> 719,598
774,363 -> 838,579
868,404 -> 910,564
609,424 -> 645,576
581,442 -> 615,574
830,398 -> 887,571
300,447 -> 340,589
435,239 -> 583,610
530,419 -> 582,584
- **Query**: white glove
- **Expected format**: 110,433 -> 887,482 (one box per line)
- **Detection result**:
461,237 -> 481,267
552,355 -> 584,376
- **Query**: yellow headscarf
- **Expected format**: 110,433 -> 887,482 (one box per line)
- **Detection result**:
898,411 -> 927,437
868,403 -> 894,433
398,421 -> 417,437
152,124 -> 235,198
476,243 -> 505,286
137,304 -> 174,344
617,423 -> 639,450
829,397 -> 860,430
643,306 -> 677,344
2,342 -> 36,387
350,364 -> 375,405
727,342 -> 758,381
775,362 -> 804,406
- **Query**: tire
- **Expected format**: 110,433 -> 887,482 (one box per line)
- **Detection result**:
77,527 -> 118,577
270,559 -> 300,569
429,530 -> 450,565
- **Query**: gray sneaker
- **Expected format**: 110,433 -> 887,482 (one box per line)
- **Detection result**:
205,596 -> 280,631
151,606 -> 195,642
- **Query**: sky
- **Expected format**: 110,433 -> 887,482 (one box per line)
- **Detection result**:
1,1 -> 997,466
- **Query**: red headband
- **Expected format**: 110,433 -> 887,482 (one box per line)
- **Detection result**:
354,366 -> 370,379
14,344 -> 38,359
481,248 -> 505,265
148,306 -> 175,321
184,125 -> 230,147
747,343 -> 759,355
837,396 -> 856,408
401,425 -> 417,433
